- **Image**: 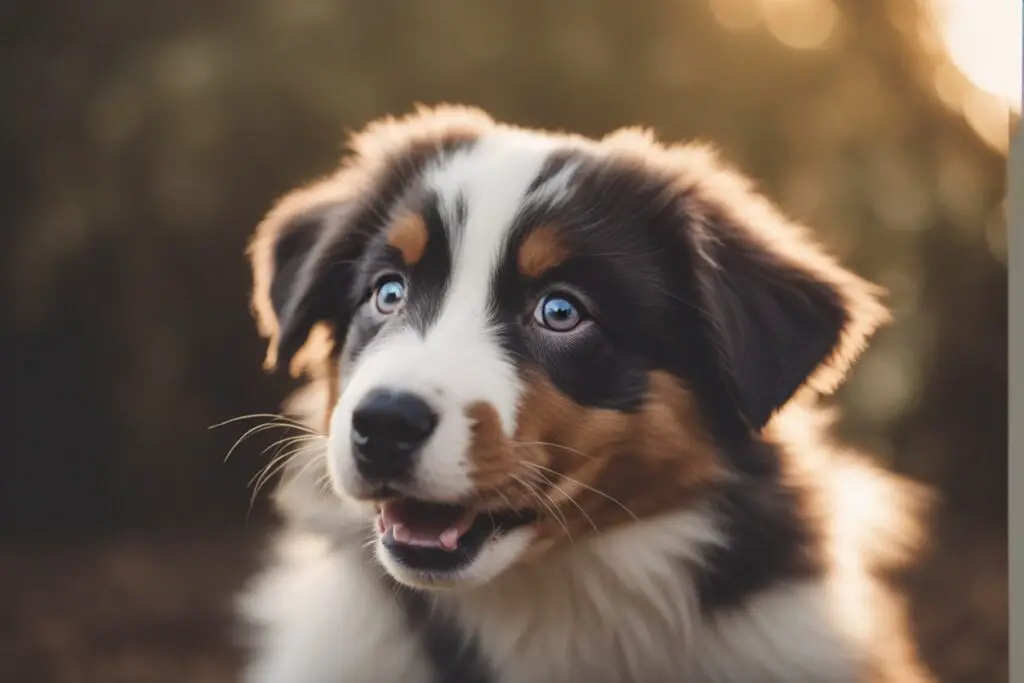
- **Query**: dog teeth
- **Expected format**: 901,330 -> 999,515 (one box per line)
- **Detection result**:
439,527 -> 461,550
392,523 -> 413,544
381,521 -> 463,551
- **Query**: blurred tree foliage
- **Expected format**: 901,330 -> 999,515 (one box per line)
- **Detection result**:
0,0 -> 1009,681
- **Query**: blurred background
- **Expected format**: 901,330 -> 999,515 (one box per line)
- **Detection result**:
0,0 -> 1014,681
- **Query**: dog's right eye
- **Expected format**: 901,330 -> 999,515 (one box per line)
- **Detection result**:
534,292 -> 587,332
373,276 -> 407,315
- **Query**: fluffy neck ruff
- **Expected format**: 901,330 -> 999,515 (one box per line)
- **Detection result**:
440,507 -> 721,680
269,385 -> 921,683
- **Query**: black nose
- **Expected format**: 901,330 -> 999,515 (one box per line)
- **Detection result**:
350,389 -> 438,480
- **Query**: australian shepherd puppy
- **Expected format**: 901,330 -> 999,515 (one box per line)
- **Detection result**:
236,105 -> 931,683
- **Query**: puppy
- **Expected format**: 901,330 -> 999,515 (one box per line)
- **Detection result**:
236,105 -> 931,683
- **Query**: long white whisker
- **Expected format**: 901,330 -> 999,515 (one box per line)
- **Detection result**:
519,464 -> 599,533
288,446 -> 329,484
248,443 -> 324,509
508,440 -> 594,461
210,413 -> 318,434
521,461 -> 639,521
261,433 -> 324,458
510,474 -> 572,542
223,421 -> 310,464
260,436 -> 323,462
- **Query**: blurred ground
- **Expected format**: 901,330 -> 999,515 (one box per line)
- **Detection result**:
0,522 -> 1008,683
0,534 -> 256,683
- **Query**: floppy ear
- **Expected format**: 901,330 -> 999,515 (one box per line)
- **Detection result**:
247,107 -> 495,377
248,176 -> 365,378
680,152 -> 890,430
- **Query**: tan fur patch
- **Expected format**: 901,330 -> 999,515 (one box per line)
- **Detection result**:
280,322 -> 335,379
466,371 -> 723,542
517,224 -> 569,279
386,212 -> 429,266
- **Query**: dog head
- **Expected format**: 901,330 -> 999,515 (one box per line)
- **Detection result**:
248,105 -> 889,589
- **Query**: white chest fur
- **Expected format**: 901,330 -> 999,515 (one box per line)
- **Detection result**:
238,508 -> 867,683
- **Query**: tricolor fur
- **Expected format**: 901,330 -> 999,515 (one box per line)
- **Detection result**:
237,105 -> 931,683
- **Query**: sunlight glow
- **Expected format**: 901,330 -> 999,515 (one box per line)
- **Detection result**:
930,0 -> 1020,149
762,0 -> 838,50
709,0 -> 761,32
707,0 -> 1020,149
936,0 -> 1022,112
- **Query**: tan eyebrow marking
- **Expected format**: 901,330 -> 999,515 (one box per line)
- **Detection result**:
518,224 -> 569,278
386,212 -> 429,266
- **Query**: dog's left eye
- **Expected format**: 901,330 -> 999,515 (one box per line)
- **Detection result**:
534,293 -> 586,332
373,277 -> 407,315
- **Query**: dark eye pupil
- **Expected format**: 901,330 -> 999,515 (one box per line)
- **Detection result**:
533,292 -> 585,332
545,300 -> 572,319
375,279 -> 405,313
540,296 -> 583,332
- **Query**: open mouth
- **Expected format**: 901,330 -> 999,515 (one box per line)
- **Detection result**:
376,498 -> 536,573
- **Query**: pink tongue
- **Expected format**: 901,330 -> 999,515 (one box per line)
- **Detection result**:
380,500 -> 477,551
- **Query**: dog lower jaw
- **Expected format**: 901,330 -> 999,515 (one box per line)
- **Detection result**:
373,500 -> 538,588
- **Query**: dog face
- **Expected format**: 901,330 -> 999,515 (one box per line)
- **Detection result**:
249,106 -> 888,589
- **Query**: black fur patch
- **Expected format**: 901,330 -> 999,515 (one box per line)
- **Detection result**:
405,194 -> 459,336
694,438 -> 826,613
267,135 -> 479,371
387,579 -> 494,683
493,150 -> 832,610
488,219 -> 652,413
343,190 -> 457,366
688,213 -> 850,431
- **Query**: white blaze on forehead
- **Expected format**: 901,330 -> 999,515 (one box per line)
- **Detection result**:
329,131 -> 559,503
419,131 -> 561,431
524,159 -> 581,208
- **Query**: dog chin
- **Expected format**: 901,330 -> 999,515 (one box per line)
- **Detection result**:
368,498 -> 539,589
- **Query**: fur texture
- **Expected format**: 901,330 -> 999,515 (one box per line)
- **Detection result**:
236,105 -> 931,683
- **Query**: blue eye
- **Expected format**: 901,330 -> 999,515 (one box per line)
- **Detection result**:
535,293 -> 585,332
374,278 -> 406,315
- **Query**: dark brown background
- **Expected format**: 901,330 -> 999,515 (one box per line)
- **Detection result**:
0,0 -> 1009,681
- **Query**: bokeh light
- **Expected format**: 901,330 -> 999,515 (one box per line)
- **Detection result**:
762,0 -> 840,50
936,0 -> 1021,111
930,0 -> 1021,149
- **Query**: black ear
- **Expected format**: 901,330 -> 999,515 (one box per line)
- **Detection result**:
682,160 -> 890,430
247,108 -> 496,376
249,179 -> 364,377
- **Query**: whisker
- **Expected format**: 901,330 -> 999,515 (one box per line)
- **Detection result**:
508,440 -> 595,461
261,433 -> 324,459
209,413 -> 318,434
248,454 -> 291,502
491,487 -> 517,512
315,473 -> 334,497
289,446 -> 329,483
519,464 -> 599,533
509,474 -> 572,542
248,443 -> 324,510
223,421 -> 312,464
521,461 -> 639,522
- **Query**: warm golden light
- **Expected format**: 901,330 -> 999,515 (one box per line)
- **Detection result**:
709,0 -> 762,32
936,0 -> 1021,111
710,0 -> 842,48
762,0 -> 839,51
